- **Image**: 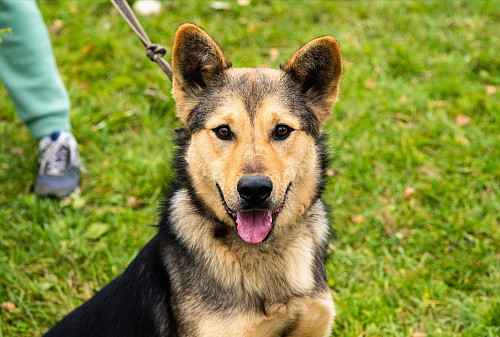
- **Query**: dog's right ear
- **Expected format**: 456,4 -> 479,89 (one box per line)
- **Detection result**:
281,36 -> 342,125
172,24 -> 232,124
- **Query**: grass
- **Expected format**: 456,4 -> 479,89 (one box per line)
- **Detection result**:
1,1 -> 499,336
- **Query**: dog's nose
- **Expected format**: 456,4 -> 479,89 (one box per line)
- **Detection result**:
237,175 -> 273,206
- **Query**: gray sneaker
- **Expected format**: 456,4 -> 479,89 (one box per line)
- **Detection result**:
34,131 -> 81,198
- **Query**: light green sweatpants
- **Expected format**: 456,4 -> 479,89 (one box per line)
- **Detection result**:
0,0 -> 71,139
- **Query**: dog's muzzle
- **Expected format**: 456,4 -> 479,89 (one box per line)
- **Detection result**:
218,178 -> 290,245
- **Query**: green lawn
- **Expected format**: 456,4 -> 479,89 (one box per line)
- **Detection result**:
1,1 -> 499,336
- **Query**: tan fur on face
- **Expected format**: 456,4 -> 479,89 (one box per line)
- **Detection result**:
185,68 -> 324,234
168,190 -> 331,297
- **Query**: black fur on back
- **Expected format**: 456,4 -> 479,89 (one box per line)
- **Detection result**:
43,235 -> 179,336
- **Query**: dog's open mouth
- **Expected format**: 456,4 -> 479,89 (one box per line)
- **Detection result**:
218,185 -> 290,244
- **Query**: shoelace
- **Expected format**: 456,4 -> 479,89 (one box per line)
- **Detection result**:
38,134 -> 81,176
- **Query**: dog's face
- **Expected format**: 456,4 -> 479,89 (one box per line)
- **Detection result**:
172,24 -> 342,244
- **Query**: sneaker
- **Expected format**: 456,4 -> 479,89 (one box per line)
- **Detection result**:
34,131 -> 81,198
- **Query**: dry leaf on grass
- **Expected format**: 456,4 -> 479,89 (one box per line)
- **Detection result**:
365,79 -> 377,89
403,187 -> 416,198
128,196 -> 139,208
418,167 -> 438,176
81,82 -> 91,90
209,1 -> 231,10
486,85 -> 497,95
247,23 -> 257,32
413,333 -> 427,337
326,169 -> 337,177
351,215 -> 364,224
237,0 -> 251,6
1,302 -> 17,312
456,114 -> 471,127
269,48 -> 280,62
434,100 -> 447,108
133,0 -> 162,16
10,147 -> 23,156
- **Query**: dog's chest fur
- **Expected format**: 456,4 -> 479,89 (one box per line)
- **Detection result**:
160,190 -> 334,336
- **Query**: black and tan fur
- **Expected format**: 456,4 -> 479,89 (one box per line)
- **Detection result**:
44,24 -> 342,337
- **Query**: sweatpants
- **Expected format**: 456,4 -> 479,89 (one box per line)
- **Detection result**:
0,0 -> 71,139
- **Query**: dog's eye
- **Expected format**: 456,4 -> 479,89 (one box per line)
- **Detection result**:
273,125 -> 293,140
213,126 -> 233,140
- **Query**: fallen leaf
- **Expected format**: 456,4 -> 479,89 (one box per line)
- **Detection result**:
209,1 -> 231,10
237,0 -> 251,6
54,19 -> 64,29
456,114 -> 471,127
10,147 -> 23,156
81,44 -> 95,56
269,48 -> 280,62
365,79 -> 377,89
1,302 -> 16,312
419,321 -> 425,331
351,215 -> 364,224
128,196 -> 139,208
403,187 -> 416,198
133,0 -> 162,16
247,23 -> 257,32
80,82 -> 91,90
418,167 -> 438,177
413,333 -> 427,337
393,113 -> 404,121
48,26 -> 61,35
326,169 -> 337,177
486,85 -> 497,95
435,100 -> 447,108
49,20 -> 64,35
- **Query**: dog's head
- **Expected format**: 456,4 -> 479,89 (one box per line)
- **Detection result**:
172,24 -> 342,244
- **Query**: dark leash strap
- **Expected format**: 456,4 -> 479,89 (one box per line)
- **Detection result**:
110,0 -> 173,82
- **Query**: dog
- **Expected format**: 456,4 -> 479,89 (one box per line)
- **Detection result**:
44,24 -> 342,337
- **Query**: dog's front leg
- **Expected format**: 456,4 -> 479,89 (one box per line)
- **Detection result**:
287,292 -> 335,337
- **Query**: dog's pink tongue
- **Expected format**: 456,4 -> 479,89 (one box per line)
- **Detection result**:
236,211 -> 272,244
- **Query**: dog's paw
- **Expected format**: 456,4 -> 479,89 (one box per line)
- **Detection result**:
264,300 -> 300,318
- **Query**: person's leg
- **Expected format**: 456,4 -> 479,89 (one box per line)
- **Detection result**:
0,0 -> 71,139
0,0 -> 81,198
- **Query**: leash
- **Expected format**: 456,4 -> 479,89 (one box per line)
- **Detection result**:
110,0 -> 173,82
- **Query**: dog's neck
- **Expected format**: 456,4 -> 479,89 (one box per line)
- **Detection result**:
166,188 -> 330,304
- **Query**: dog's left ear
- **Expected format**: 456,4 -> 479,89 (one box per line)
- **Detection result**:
281,37 -> 342,125
172,24 -> 232,124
